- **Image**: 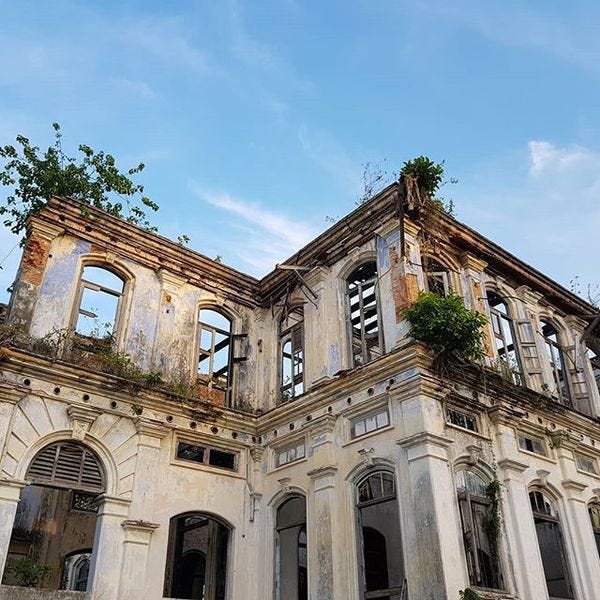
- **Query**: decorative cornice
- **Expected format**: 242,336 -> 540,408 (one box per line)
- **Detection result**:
306,413 -> 337,437
0,478 -> 28,502
561,479 -> 588,493
307,465 -> 338,480
250,445 -> 265,462
121,519 -> 160,532
515,285 -> 544,306
536,469 -> 551,487
28,217 -> 64,242
396,431 -> 453,450
460,252 -> 487,273
497,458 -> 529,474
134,418 -> 170,439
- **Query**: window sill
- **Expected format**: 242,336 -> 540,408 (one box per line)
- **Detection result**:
269,457 -> 308,473
517,447 -> 556,464
444,422 -> 491,441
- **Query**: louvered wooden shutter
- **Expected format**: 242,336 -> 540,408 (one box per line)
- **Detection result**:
515,316 -> 543,383
26,441 -> 105,493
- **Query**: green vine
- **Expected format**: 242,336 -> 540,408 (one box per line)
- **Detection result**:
484,479 -> 502,573
459,589 -> 484,600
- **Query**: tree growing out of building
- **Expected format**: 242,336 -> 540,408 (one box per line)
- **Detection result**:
0,123 -> 159,242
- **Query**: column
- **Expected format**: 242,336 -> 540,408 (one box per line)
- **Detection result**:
0,478 -> 27,579
562,480 -> 600,600
306,414 -> 340,600
396,432 -> 465,600
88,494 -> 131,600
117,520 -> 160,600
497,458 -> 548,599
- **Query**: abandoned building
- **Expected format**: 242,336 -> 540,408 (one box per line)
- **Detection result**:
0,183 -> 599,600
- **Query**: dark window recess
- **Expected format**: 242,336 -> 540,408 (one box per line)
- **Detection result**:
356,472 -> 405,600
164,513 -> 229,600
276,496 -> 308,600
446,408 -> 478,432
176,442 -> 237,471
589,503 -> 600,558
71,491 -> 99,513
422,256 -> 450,296
456,469 -> 502,589
347,262 -> 382,367
518,435 -> 546,456
530,491 -> 574,599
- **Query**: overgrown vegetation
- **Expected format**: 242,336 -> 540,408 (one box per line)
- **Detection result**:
0,324 -> 236,413
485,479 -> 502,576
0,123 -> 159,241
6,557 -> 51,587
459,589 -> 484,600
403,292 -> 488,363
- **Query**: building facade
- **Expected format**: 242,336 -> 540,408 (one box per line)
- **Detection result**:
0,187 -> 599,600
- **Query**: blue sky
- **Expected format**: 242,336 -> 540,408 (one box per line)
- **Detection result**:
1,0 -> 599,302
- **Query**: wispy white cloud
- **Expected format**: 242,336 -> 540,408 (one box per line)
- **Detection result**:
298,125 -> 362,195
190,181 -> 319,274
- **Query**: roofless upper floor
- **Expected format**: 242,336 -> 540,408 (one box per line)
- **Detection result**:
5,186 -> 600,416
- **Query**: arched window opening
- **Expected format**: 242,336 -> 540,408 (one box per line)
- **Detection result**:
198,309 -> 233,406
540,320 -> 573,406
75,265 -> 125,341
275,496 -> 307,600
1,441 -> 104,591
455,469 -> 502,589
488,291 -> 523,384
422,256 -> 450,297
164,513 -> 229,600
356,472 -> 405,600
347,262 -> 382,366
280,309 -> 304,402
529,491 -> 573,599
589,503 -> 600,558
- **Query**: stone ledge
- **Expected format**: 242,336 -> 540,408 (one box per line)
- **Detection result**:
0,586 -> 90,600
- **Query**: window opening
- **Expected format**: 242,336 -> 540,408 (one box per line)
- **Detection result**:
277,441 -> 306,467
198,309 -> 233,406
518,434 -> 546,456
540,320 -> 573,406
280,309 -> 304,402
356,472 -> 405,600
176,441 -> 237,471
587,346 -> 600,395
589,503 -> 600,558
1,441 -> 104,591
75,266 -> 124,340
455,469 -> 502,589
529,491 -> 573,599
351,407 -> 390,439
446,407 -> 478,432
575,454 -> 598,475
275,496 -> 307,600
422,256 -> 450,297
347,262 -> 382,366
164,513 -> 229,600
488,291 -> 524,384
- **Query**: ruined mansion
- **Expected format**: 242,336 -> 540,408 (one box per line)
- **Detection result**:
0,183 -> 599,600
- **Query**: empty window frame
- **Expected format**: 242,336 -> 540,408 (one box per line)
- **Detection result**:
275,496 -> 307,600
589,503 -> 600,558
75,266 -> 125,339
280,309 -> 304,402
356,472 -> 405,599
198,308 -> 233,405
422,255 -> 450,297
529,491 -> 574,599
455,469 -> 502,589
347,262 -> 382,366
518,434 -> 546,456
351,407 -> 390,439
487,291 -> 524,384
276,441 -> 306,467
540,319 -> 573,406
575,453 -> 598,475
164,513 -> 230,600
446,407 -> 478,432
176,441 -> 237,471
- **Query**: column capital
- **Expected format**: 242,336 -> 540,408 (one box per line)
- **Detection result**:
396,431 -> 453,449
0,478 -> 28,502
460,251 -> 487,272
134,418 -> 169,440
97,494 -> 131,518
308,465 -> 337,492
307,413 -> 337,437
121,519 -> 160,544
